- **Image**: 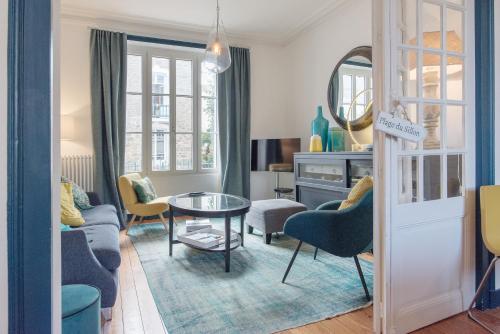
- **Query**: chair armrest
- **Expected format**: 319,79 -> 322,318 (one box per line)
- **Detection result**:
316,200 -> 343,211
61,229 -> 118,307
86,192 -> 101,206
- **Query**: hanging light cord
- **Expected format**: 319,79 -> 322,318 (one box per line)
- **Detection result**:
216,0 -> 220,35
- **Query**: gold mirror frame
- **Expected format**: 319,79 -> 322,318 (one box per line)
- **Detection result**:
327,46 -> 373,131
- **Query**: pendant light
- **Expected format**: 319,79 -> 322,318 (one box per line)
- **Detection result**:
204,0 -> 231,73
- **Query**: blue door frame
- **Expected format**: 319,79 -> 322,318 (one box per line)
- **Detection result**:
474,0 -> 497,310
7,0 -> 53,333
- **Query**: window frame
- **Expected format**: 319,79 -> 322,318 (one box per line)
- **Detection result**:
126,43 -> 219,176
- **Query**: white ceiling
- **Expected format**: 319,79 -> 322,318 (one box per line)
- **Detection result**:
61,0 -> 345,44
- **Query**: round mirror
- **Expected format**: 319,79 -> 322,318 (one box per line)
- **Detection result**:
327,46 -> 373,131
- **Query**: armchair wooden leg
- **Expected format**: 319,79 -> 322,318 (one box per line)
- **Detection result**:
354,255 -> 371,301
126,214 -> 137,235
314,247 -> 319,260
282,241 -> 302,283
159,213 -> 169,233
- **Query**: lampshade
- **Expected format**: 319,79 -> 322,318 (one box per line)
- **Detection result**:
204,0 -> 231,73
61,114 -> 75,141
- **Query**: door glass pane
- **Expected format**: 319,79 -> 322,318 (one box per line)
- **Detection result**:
176,60 -> 192,96
447,154 -> 463,198
399,49 -> 418,97
125,133 -> 142,173
201,132 -> 216,170
126,95 -> 142,132
398,156 -> 418,204
446,56 -> 463,100
152,57 -> 170,94
342,75 -> 352,104
423,104 -> 441,149
422,53 -> 441,99
176,134 -> 193,170
422,2 -> 442,49
152,132 -> 169,171
446,105 -> 464,149
127,55 -> 142,93
424,155 -> 441,201
176,97 -> 193,132
399,0 -> 417,45
447,8 -> 464,53
401,104 -> 418,151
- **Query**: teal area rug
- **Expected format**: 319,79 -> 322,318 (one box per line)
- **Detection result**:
128,219 -> 373,334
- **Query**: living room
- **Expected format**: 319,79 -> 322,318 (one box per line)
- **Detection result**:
4,0 -> 500,333
59,0 -> 376,332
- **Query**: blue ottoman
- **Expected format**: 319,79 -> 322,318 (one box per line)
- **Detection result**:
62,284 -> 101,334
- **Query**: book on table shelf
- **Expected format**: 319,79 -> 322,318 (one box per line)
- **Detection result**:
178,228 -> 239,249
185,219 -> 212,232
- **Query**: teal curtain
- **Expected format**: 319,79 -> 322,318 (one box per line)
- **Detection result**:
90,29 -> 127,226
217,47 -> 251,199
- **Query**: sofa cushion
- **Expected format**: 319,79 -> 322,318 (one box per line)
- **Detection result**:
81,205 -> 120,229
80,224 -> 121,271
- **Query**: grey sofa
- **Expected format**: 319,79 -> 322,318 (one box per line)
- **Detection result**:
61,193 -> 121,309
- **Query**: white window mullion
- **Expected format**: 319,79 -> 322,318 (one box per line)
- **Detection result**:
170,56 -> 176,172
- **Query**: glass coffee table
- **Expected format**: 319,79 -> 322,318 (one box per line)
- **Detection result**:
167,192 -> 251,272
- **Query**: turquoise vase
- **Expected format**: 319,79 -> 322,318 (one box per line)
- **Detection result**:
332,128 -> 345,152
311,106 -> 329,152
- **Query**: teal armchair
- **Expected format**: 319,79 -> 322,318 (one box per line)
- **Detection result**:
282,190 -> 373,301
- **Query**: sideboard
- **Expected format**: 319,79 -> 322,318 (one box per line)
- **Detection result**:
294,152 -> 373,209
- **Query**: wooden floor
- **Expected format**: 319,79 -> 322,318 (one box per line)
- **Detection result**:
104,229 -> 500,334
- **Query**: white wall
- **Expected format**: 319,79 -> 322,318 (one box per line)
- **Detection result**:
60,0 -> 372,200
284,0 -> 373,153
0,0 -> 8,331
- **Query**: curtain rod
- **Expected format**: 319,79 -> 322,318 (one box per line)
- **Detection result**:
127,34 -> 206,50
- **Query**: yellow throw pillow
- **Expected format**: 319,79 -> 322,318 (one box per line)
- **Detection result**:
338,176 -> 373,210
61,182 -> 85,227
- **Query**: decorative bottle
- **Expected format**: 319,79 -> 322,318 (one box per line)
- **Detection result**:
311,106 -> 329,152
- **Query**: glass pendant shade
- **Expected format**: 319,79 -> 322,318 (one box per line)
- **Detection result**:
205,2 -> 231,73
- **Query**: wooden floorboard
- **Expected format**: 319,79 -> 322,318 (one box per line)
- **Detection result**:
102,229 -> 500,334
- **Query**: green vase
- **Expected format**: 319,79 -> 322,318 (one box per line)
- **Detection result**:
311,106 -> 329,152
332,128 -> 345,152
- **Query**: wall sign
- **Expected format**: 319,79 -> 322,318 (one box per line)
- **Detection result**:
375,108 -> 427,142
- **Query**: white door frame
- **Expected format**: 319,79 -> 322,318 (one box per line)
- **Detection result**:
372,0 -> 476,332
52,0 -> 62,332
0,0 -> 8,331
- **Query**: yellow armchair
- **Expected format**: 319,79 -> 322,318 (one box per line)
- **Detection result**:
118,173 -> 173,234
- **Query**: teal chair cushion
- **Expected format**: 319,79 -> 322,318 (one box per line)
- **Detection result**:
62,284 -> 101,334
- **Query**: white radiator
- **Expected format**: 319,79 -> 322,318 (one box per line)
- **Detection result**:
61,155 -> 94,191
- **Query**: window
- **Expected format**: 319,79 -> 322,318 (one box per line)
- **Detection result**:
339,65 -> 372,121
125,46 -> 218,174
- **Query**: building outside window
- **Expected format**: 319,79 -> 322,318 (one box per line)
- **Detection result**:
125,45 -> 218,175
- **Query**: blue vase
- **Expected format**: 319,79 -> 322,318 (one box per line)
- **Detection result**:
311,106 -> 329,152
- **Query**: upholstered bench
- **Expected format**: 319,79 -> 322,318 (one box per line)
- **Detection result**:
247,199 -> 307,244
62,284 -> 101,334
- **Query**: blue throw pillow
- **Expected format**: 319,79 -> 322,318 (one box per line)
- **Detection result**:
60,223 -> 72,232
132,177 -> 157,203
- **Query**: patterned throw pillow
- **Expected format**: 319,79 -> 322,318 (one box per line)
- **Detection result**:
132,177 -> 157,203
61,176 -> 93,210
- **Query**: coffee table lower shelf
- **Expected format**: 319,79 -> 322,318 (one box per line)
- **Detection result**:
179,232 -> 242,252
